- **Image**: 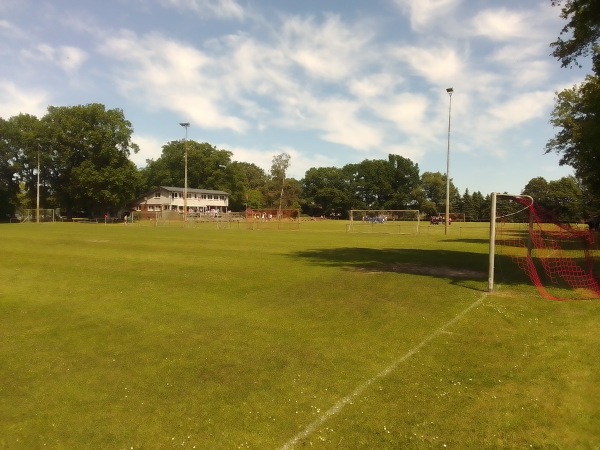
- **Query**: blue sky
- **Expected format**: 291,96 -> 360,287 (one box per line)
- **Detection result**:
0,0 -> 587,195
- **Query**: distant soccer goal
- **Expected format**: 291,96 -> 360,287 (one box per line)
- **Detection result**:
245,209 -> 300,230
21,209 -> 55,223
347,210 -> 420,234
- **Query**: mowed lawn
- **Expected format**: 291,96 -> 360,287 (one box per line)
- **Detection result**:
0,222 -> 598,449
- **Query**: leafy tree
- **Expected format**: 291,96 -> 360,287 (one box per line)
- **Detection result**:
301,166 -> 352,217
547,0 -> 600,209
546,78 -> 600,200
461,189 -> 474,221
264,153 -> 297,210
523,175 -> 584,222
472,192 -> 491,221
227,161 -> 268,210
522,177 -> 550,204
0,114 -> 43,217
547,176 -> 585,221
142,141 -> 232,191
42,104 -> 141,217
418,171 -> 460,214
410,185 -> 437,217
550,0 -> 600,70
384,154 -> 421,209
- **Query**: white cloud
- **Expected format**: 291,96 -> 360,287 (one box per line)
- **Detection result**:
469,5 -> 557,43
0,81 -> 49,118
392,0 -> 461,30
371,93 -> 430,136
21,44 -> 88,73
157,0 -> 246,20
131,134 -> 166,167
348,73 -> 400,99
280,14 -> 374,81
98,30 -> 248,132
390,44 -> 464,86
487,91 -> 554,131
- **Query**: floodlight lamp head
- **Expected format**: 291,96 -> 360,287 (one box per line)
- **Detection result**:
446,87 -> 454,94
179,122 -> 190,127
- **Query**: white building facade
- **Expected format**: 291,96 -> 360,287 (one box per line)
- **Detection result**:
131,186 -> 229,217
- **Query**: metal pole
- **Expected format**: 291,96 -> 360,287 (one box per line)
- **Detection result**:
445,87 -> 453,235
36,145 -> 40,223
488,192 -> 497,292
180,122 -> 190,222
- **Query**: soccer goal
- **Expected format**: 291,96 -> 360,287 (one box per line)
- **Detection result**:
347,210 -> 420,234
21,209 -> 55,223
244,208 -> 300,230
488,192 -> 599,300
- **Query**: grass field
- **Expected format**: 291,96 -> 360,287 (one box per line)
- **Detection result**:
1,221 -> 599,449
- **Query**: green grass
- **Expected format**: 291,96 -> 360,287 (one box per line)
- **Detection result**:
0,221 -> 598,449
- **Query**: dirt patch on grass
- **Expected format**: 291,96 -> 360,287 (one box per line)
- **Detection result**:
356,263 -> 486,279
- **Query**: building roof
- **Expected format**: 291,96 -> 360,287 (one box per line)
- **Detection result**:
159,186 -> 229,195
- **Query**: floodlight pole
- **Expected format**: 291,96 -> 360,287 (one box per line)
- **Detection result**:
36,144 -> 41,224
180,122 -> 190,222
445,87 -> 453,235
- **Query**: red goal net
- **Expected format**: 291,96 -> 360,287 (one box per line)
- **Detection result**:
491,194 -> 599,301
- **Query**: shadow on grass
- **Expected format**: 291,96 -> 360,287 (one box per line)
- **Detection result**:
291,247 -> 529,292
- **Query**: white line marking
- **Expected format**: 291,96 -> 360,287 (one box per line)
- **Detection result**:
280,292 -> 488,449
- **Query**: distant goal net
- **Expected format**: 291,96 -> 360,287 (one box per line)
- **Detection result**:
347,210 -> 420,234
489,193 -> 599,300
21,209 -> 55,223
244,209 -> 300,230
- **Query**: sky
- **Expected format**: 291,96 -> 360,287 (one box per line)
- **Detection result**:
0,0 -> 588,195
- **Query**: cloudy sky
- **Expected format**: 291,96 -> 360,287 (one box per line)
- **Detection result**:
0,0 -> 587,195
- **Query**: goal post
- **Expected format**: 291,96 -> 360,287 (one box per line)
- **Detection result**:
21,209 -> 55,223
488,192 -> 599,300
347,210 -> 420,234
488,193 -> 533,292
244,208 -> 300,230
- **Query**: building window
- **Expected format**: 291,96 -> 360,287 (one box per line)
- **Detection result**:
154,192 -> 160,198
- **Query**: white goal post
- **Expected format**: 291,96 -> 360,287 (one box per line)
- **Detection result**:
347,209 -> 420,234
488,193 -> 533,292
21,209 -> 55,223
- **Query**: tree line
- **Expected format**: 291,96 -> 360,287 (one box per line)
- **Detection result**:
0,103 -> 591,222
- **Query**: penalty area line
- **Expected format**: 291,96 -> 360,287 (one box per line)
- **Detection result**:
279,292 -> 488,450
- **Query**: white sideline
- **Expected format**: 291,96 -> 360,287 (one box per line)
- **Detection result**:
280,292 -> 488,450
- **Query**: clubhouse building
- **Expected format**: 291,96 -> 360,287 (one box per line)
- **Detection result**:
130,186 -> 230,219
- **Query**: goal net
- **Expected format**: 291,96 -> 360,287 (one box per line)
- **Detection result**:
347,210 -> 420,234
244,209 -> 300,230
489,193 -> 599,300
21,209 -> 55,223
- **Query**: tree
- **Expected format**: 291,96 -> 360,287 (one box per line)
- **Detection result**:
385,154 -> 421,209
142,141 -> 232,191
265,152 -> 296,210
546,78 -> 600,199
418,171 -> 460,214
0,114 -> 43,218
42,104 -> 141,217
522,177 -> 550,205
547,0 -> 600,210
550,0 -> 600,70
523,175 -> 584,222
301,166 -> 352,217
227,161 -> 268,210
